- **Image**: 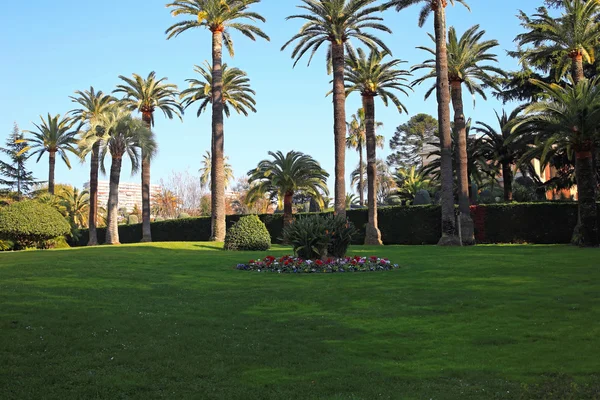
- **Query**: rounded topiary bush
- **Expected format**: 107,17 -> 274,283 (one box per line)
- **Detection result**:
0,200 -> 71,249
178,212 -> 191,219
224,215 -> 271,251
128,214 -> 139,225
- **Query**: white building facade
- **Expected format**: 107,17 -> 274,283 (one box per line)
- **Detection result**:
84,181 -> 162,212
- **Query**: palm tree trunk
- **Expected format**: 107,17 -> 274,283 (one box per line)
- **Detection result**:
211,29 -> 226,242
433,1 -> 460,246
105,155 -> 123,245
450,80 -> 475,245
363,95 -> 382,246
87,140 -> 100,245
502,161 -> 513,201
283,191 -> 294,228
48,150 -> 56,195
332,41 -> 347,219
572,54 -> 584,84
140,112 -> 153,243
358,143 -> 365,205
574,148 -> 598,247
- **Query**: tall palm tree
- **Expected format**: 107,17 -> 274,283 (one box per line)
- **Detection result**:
515,77 -> 600,247
20,114 -> 79,195
383,0 -> 469,246
344,48 -> 411,245
247,150 -> 329,227
473,106 -> 528,202
346,108 -> 384,206
351,159 -> 397,204
412,24 -> 504,244
93,109 -> 156,245
515,0 -> 600,84
199,151 -> 234,190
181,62 -> 257,117
166,0 -> 269,242
69,87 -> 116,245
282,0 -> 392,219
114,72 -> 182,242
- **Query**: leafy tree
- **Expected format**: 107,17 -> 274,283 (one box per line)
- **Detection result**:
89,109 -> 156,244
20,114 -> 79,195
181,62 -> 257,117
247,150 -> 329,227
114,71 -> 182,242
514,77 -> 600,246
413,24 -> 504,245
282,0 -> 392,218
388,113 -> 438,170
69,87 -> 116,245
199,151 -> 234,190
346,108 -> 384,205
152,188 -> 181,219
344,48 -> 411,245
0,123 -> 36,199
383,0 -> 470,246
166,0 -> 269,242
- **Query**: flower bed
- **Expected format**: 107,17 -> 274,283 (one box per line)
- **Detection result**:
235,255 -> 400,273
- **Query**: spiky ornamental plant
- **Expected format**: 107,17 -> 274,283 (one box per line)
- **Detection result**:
114,72 -> 182,243
166,0 -> 269,242
20,114 -> 79,195
412,24 -> 504,244
282,0 -> 392,219
382,0 -> 470,246
69,87 -> 116,245
344,48 -> 411,245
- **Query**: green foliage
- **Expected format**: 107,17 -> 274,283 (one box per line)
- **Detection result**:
282,214 -> 356,259
0,239 -> 14,251
128,215 -> 139,225
177,212 -> 191,219
513,183 -> 538,203
224,215 -> 271,251
0,200 -> 70,249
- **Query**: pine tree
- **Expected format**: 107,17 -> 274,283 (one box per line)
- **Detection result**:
387,114 -> 439,170
0,123 -> 36,199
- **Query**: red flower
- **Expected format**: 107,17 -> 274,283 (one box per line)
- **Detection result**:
316,259 -> 324,266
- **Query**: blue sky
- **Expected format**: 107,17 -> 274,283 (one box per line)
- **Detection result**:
0,0 -> 542,192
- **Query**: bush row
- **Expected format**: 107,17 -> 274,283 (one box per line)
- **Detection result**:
74,202 -> 597,246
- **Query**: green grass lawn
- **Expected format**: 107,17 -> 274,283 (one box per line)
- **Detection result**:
1,243 -> 599,399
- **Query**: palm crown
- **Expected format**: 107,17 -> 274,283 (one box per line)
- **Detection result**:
514,0 -> 600,81
413,24 -> 504,101
114,72 -> 182,126
247,150 -> 330,207
69,87 -> 116,129
165,0 -> 269,55
21,114 -> 79,167
344,48 -> 412,113
346,108 -> 384,150
181,62 -> 257,117
199,150 -> 234,189
282,0 -> 392,68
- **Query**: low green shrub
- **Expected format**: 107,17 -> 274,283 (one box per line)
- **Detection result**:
224,215 -> 271,251
282,214 -> 356,259
178,212 -> 191,219
0,239 -> 14,251
128,215 -> 139,225
0,201 -> 71,249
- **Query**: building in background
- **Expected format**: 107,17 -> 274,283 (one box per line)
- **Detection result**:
84,181 -> 162,213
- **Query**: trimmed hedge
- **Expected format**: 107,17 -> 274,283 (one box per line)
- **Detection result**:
74,202 -> 598,246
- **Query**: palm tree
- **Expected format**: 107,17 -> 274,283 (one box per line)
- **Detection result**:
515,0 -> 600,84
345,193 -> 360,209
166,0 -> 269,242
181,62 -> 257,117
412,24 -> 504,244
152,188 -> 181,219
57,186 -> 90,229
247,150 -> 329,227
69,87 -> 116,245
344,48 -> 411,245
282,0 -> 392,219
346,108 -> 384,206
393,166 -> 432,201
383,0 -> 469,246
351,159 -> 397,204
114,72 -> 182,242
199,151 -> 234,190
515,77 -> 600,246
92,109 -> 156,245
20,114 -> 79,195
473,106 -> 528,202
